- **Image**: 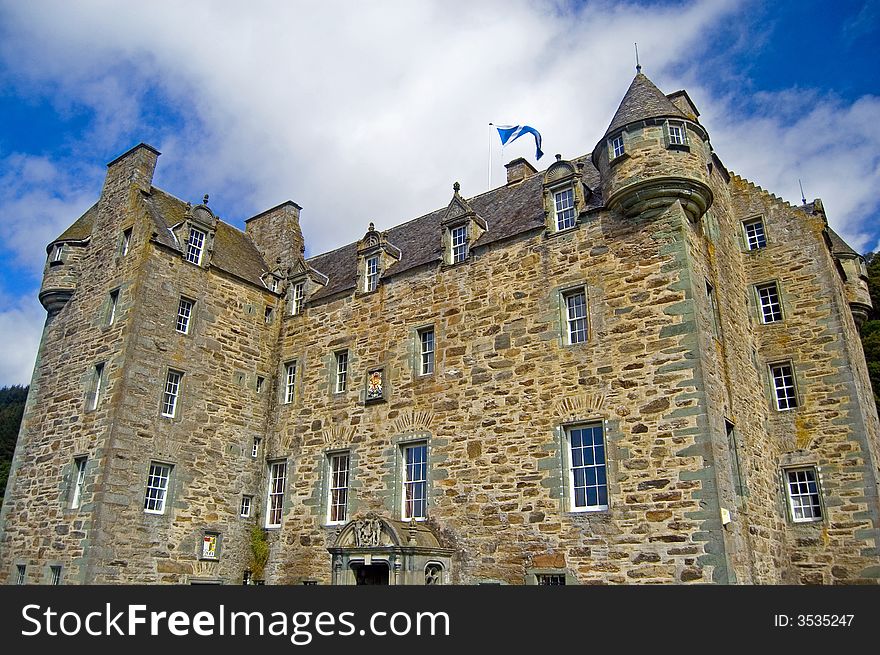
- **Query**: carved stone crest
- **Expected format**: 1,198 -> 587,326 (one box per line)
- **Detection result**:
354,518 -> 382,547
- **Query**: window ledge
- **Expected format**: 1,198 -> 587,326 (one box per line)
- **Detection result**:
667,143 -> 691,152
48,260 -> 64,267
440,259 -> 470,270
544,224 -> 579,239
609,152 -> 630,167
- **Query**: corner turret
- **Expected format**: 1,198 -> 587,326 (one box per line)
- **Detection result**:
593,72 -> 713,222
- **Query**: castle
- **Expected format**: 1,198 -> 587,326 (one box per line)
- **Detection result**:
2,71 -> 879,585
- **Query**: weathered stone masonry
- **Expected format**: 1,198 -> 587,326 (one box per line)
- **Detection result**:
1,72 -> 878,584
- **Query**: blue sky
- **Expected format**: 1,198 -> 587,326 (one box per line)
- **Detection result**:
0,0 -> 878,385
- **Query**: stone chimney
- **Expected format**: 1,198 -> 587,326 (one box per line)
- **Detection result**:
245,200 -> 305,272
102,143 -> 160,197
505,157 -> 538,185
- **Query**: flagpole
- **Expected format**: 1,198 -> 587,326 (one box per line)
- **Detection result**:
488,122 -> 493,191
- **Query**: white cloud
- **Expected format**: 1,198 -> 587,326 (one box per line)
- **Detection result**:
0,293 -> 44,386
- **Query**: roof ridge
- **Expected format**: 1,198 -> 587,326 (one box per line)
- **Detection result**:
602,72 -> 689,138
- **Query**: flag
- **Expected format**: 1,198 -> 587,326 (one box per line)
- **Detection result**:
493,124 -> 544,160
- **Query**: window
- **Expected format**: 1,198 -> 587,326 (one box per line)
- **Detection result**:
87,363 -> 104,411
563,289 -> 587,344
785,467 -> 822,523
107,289 -> 119,325
264,306 -> 274,324
186,227 -> 206,265
49,244 -> 64,264
425,564 -> 443,585
327,452 -> 350,524
726,420 -> 744,497
610,134 -> 625,159
121,228 -> 132,256
553,188 -> 576,231
743,218 -> 767,250
566,423 -> 608,511
706,280 -> 720,337
667,121 -> 686,146
365,255 -> 379,292
291,282 -> 305,315
16,565 -> 25,585
450,225 -> 469,263
70,457 -> 87,509
202,533 -> 219,559
756,282 -> 782,323
143,462 -> 172,514
402,442 -> 428,521
419,328 -> 435,375
161,370 -> 182,417
240,496 -> 252,518
284,361 -> 296,404
242,570 -> 252,585
335,351 -> 349,393
252,437 -> 261,458
770,362 -> 798,411
266,461 -> 287,527
270,277 -> 280,293
50,566 -> 62,586
176,297 -> 193,334
536,574 -> 566,586
256,376 -> 265,394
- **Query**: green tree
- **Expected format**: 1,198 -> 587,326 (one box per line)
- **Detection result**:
0,385 -> 29,505
861,252 -> 880,412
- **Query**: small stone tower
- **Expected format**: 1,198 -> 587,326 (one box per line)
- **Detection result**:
592,72 -> 713,222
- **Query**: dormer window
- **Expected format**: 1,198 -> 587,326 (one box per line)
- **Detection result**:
665,120 -> 689,148
291,282 -> 305,315
365,255 -> 379,292
186,228 -> 206,265
553,188 -> 576,231
610,134 -> 625,159
450,225 -> 469,263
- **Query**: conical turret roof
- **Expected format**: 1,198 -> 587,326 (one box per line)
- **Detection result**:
602,72 -> 688,138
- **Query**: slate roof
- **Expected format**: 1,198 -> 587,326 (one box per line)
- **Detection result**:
53,203 -> 98,243
603,72 -> 688,138
826,226 -> 859,257
306,155 -> 602,302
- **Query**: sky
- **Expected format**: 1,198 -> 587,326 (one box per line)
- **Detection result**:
0,0 -> 878,386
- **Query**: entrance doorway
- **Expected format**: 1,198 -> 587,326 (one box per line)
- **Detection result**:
352,562 -> 389,585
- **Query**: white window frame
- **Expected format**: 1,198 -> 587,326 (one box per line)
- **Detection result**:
756,282 -> 783,323
365,255 -> 379,292
401,442 -> 428,521
87,363 -> 104,411
327,451 -> 350,525
16,565 -> 25,585
176,297 -> 194,334
252,437 -> 261,458
291,282 -> 305,315
240,496 -> 252,518
784,467 -> 823,523
186,227 -> 206,265
667,121 -> 687,146
161,370 -> 182,418
563,289 -> 588,344
610,134 -> 625,159
419,328 -> 435,375
50,244 -> 64,263
107,289 -> 119,326
121,228 -> 132,256
143,462 -> 172,514
70,457 -> 87,509
743,218 -> 767,250
566,423 -> 608,512
284,361 -> 296,404
266,460 -> 287,528
536,574 -> 566,586
50,566 -> 62,585
335,350 -> 349,393
450,224 -> 469,263
264,306 -> 274,324
553,187 -> 576,231
770,362 -> 798,411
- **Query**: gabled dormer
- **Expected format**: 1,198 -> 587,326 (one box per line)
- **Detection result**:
542,155 -> 588,233
440,182 -> 487,265
286,260 -> 329,315
172,195 -> 217,268
357,223 -> 401,293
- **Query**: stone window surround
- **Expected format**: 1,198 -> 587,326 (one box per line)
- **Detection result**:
552,186 -> 577,232
106,288 -> 120,327
143,460 -> 174,515
160,368 -> 184,419
557,418 -> 612,515
768,360 -> 800,412
778,457 -> 825,525
49,564 -> 62,585
545,180 -> 579,235
69,455 -> 88,510
265,459 -> 288,529
525,568 -> 578,585
664,119 -> 689,149
240,495 -> 252,518
85,361 -> 105,412
418,326 -> 435,376
447,222 -> 470,265
290,280 -> 306,315
14,563 -> 26,585
393,432 -> 432,522
282,359 -> 298,405
176,295 -> 195,335
741,216 -> 768,251
755,280 -> 784,324
609,132 -> 626,161
119,226 -> 133,257
558,284 -> 589,346
334,350 -> 349,394
185,226 -> 207,266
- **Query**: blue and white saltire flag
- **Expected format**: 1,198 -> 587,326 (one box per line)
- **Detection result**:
494,124 -> 544,160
